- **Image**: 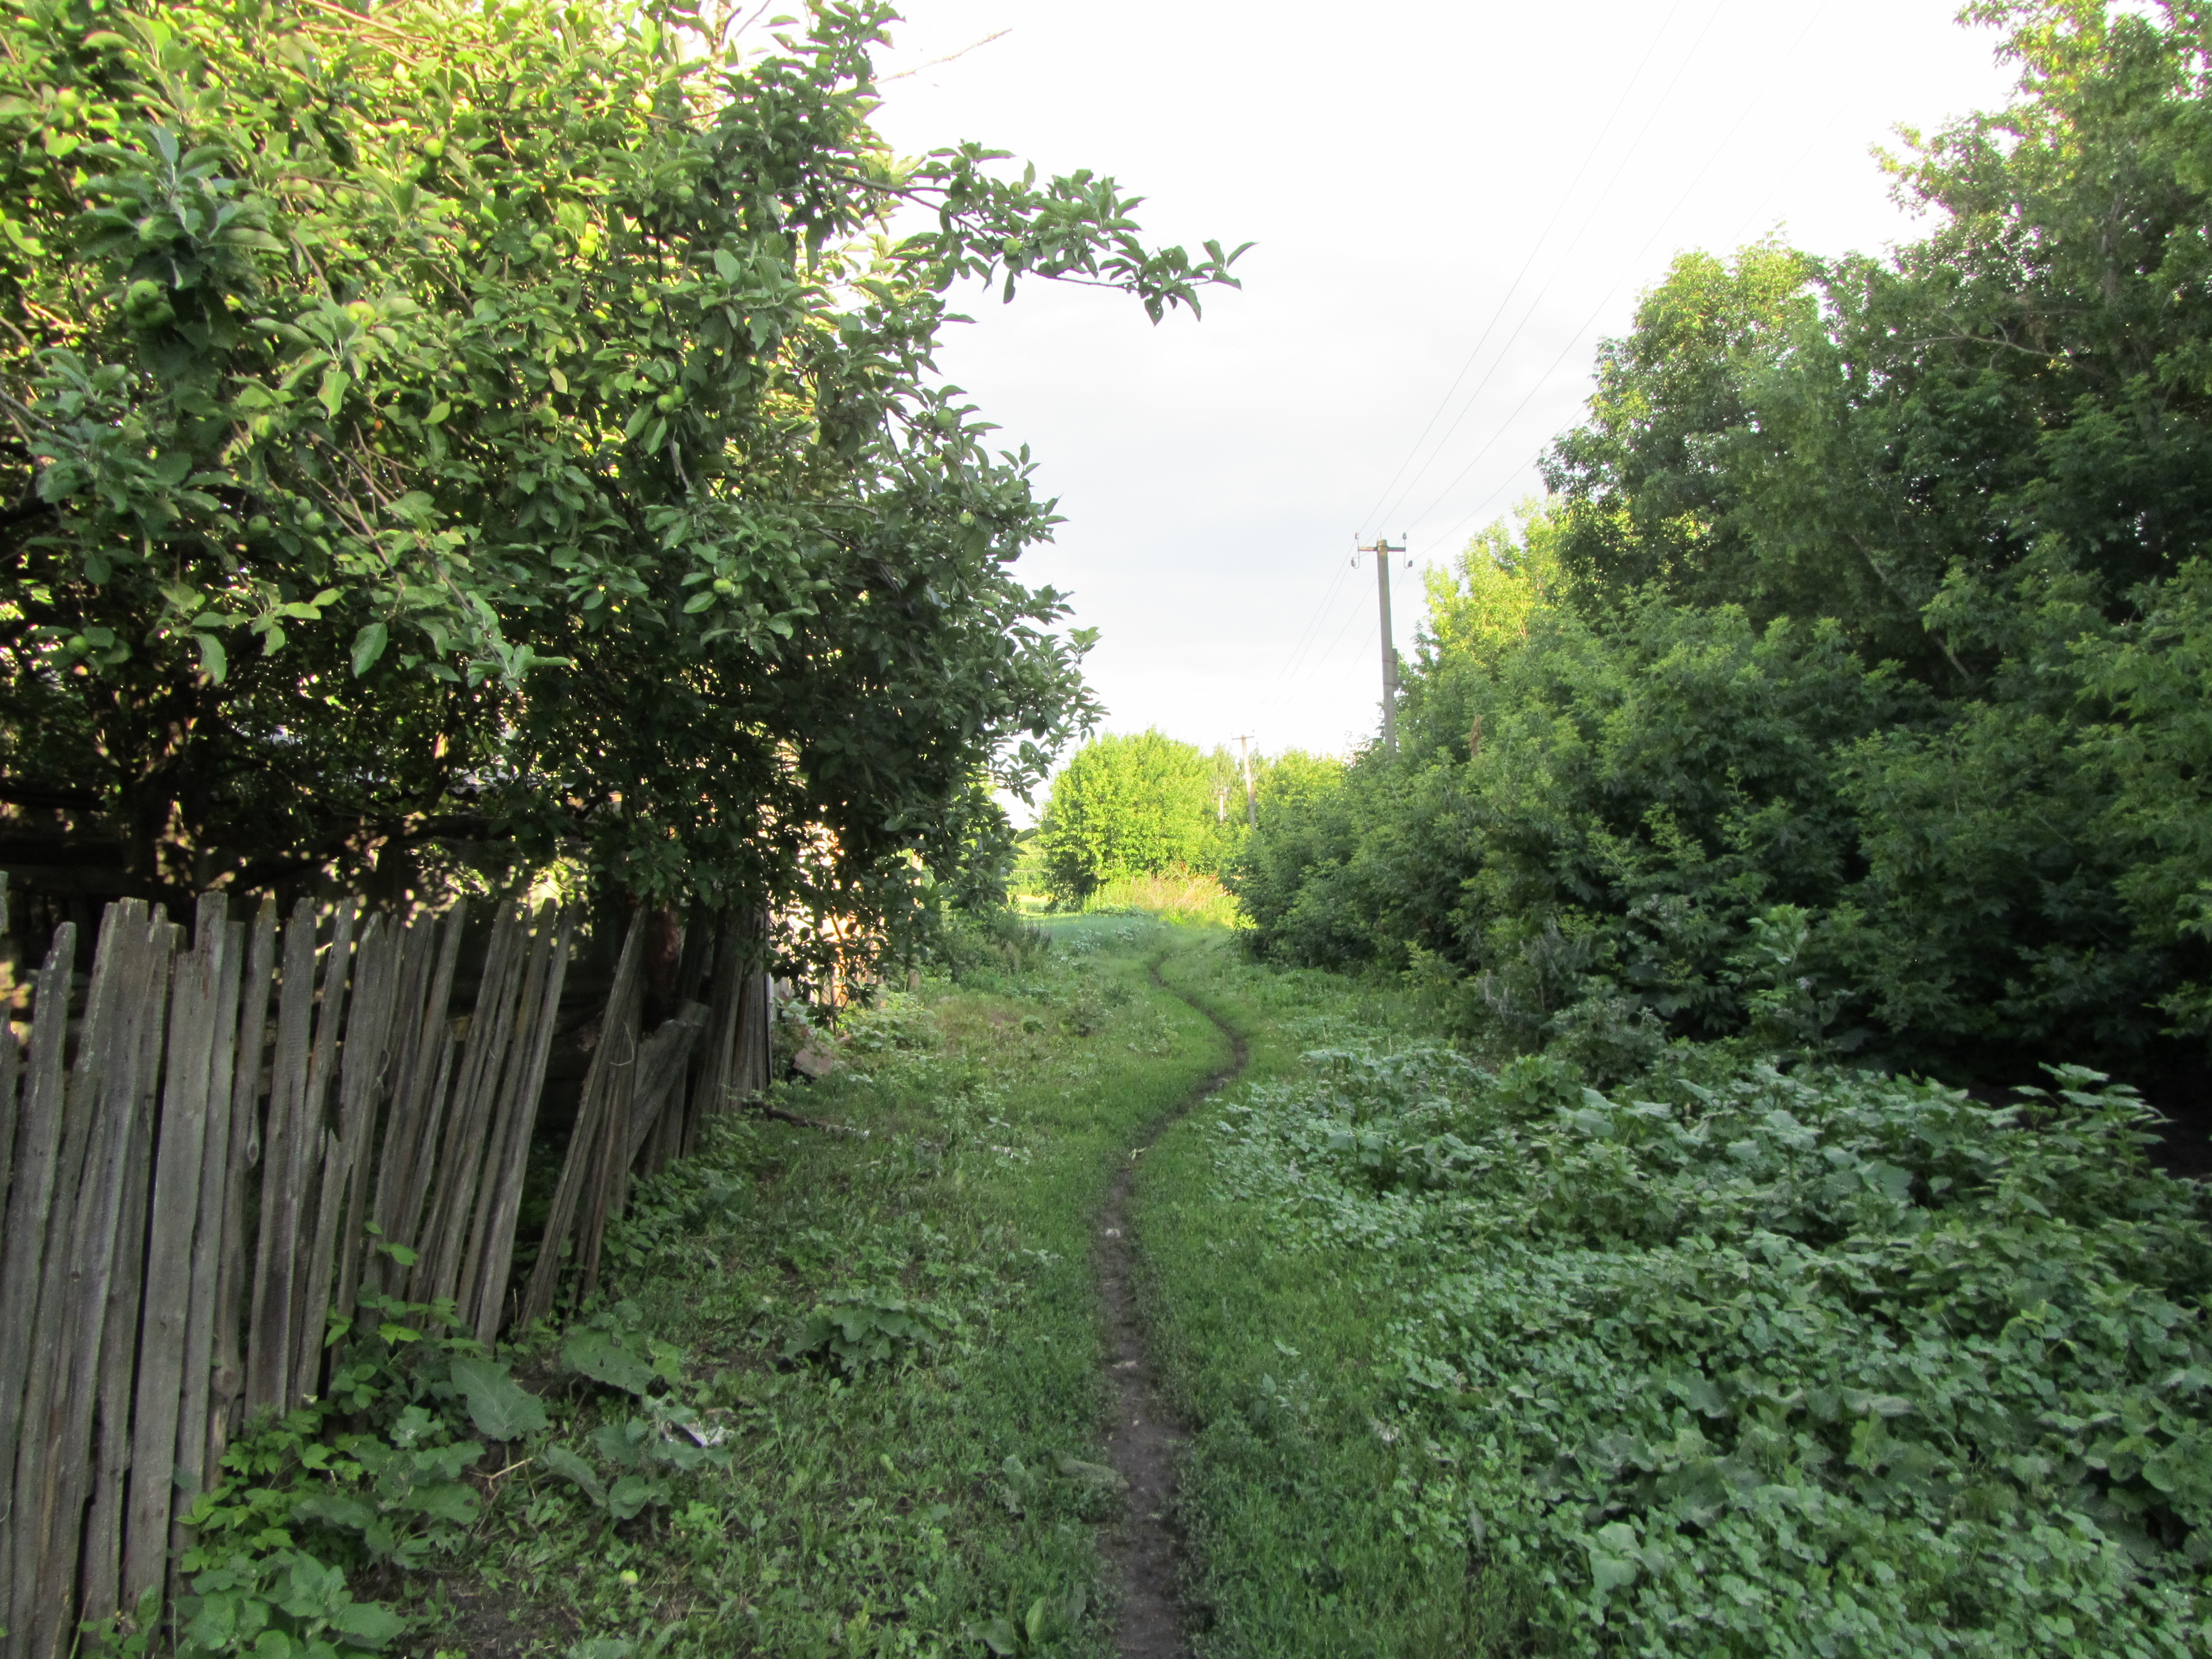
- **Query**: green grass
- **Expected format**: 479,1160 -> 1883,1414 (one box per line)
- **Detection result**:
431,915 -> 1229,1657
1136,935 -> 1539,1658
197,921 -> 2208,1659
1080,870 -> 1243,929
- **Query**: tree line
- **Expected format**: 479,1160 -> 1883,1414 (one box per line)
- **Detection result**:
1027,729 -> 1336,908
1228,0 -> 2212,1125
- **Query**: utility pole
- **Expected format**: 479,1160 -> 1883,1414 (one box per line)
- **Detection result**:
1355,535 -> 1406,753
1235,734 -> 1258,828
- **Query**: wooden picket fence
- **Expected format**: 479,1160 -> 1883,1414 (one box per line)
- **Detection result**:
0,890 -> 771,1659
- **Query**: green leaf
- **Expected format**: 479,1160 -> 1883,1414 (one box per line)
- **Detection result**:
604,1473 -> 668,1520
350,623 -> 388,677
541,1444 -> 606,1508
561,1326 -> 657,1395
449,1356 -> 548,1439
194,631 -> 228,683
329,1600 -> 405,1650
408,1481 -> 479,1525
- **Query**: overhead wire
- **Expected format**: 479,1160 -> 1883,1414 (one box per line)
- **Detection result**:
1408,0 -> 1844,552
1261,552 -> 1356,703
1352,0 -> 1695,537
1365,0 -> 1732,537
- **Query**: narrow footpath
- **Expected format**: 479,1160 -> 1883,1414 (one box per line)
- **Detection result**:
1097,968 -> 1249,1659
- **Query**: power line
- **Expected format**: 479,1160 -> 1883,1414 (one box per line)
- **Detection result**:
1262,552 -> 1355,703
1370,0 -> 1734,538
1353,0 -> 1734,540
1353,0 -> 1696,537
1408,0 -> 1845,550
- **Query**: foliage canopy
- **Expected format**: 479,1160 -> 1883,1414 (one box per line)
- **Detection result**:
0,0 -> 1242,930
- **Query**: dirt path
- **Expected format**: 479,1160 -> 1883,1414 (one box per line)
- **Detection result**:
1096,968 -> 1248,1659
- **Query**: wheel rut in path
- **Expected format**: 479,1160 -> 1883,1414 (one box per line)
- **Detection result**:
1098,964 -> 1247,1659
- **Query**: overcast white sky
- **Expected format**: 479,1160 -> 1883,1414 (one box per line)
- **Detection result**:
863,0 -> 2018,781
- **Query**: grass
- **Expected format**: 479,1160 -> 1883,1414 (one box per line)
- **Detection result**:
426,914 -> 1229,1657
1137,937 -> 2212,1659
1135,935 -> 1538,1658
1068,869 -> 1244,929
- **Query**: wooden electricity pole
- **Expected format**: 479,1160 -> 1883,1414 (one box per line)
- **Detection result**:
1235,734 -> 1258,828
1356,536 -> 1406,752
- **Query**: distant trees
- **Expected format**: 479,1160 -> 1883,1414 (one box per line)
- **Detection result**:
1035,730 -> 1334,907
1036,731 -> 1216,904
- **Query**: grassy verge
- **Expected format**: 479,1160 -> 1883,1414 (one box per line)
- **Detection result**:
444,914 -> 1231,1657
172,917 -> 1227,1659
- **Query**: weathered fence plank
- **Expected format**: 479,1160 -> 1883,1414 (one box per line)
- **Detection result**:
377,908 -> 464,1302
205,899 -> 276,1484
625,1003 -> 708,1172
522,908 -> 646,1327
172,905 -> 249,1574
419,904 -> 525,1309
287,899 -> 356,1408
0,922 -> 75,1643
28,905 -> 165,1659
122,898 -> 228,1608
246,898 -> 319,1418
459,907 -> 572,1344
298,911 -> 397,1403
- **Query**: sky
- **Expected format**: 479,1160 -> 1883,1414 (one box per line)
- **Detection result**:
860,0 -> 2020,782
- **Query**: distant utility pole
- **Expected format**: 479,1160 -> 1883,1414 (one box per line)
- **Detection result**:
1235,734 -> 1258,828
1355,535 -> 1407,752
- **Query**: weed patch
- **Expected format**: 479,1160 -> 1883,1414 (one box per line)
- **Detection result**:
1143,941 -> 2212,1657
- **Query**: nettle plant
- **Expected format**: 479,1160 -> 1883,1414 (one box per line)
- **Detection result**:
1213,1048 -> 2212,1654
0,0 -> 1240,925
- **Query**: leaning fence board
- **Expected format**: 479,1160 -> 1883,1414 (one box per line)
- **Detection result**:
625,1004 -> 709,1171
84,921 -> 171,1628
121,900 -> 227,1608
297,911 -> 394,1405
0,921 -> 75,1645
451,908 -> 545,1333
27,905 -> 164,1659
378,909 -> 465,1302
457,908 -> 570,1342
14,903 -> 136,1657
288,899 -> 357,1408
173,907 -> 248,1573
419,904 -> 526,1308
205,899 -> 276,1486
83,918 -> 175,1632
464,910 -> 573,1346
246,899 -> 320,1418
346,915 -> 434,1320
522,908 -> 647,1327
